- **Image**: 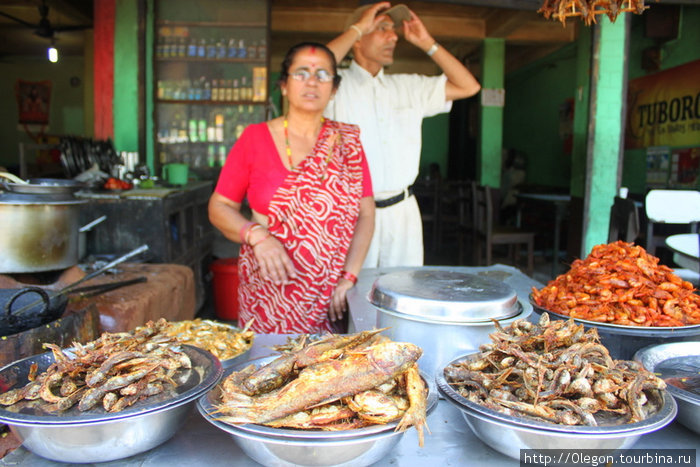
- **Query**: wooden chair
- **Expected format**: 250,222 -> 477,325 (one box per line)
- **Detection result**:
438,180 -> 473,264
608,196 -> 640,243
472,183 -> 535,276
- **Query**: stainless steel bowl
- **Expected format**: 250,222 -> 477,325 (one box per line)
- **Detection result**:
0,345 -> 223,463
530,296 -> 700,360
198,356 -> 438,466
634,341 -> 700,435
437,354 -> 678,460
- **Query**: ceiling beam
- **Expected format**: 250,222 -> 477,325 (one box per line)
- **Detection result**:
484,9 -> 527,37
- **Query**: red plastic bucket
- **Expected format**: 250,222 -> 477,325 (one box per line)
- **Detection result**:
209,257 -> 240,321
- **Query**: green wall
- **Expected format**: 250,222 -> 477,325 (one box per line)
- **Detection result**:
419,113 -> 450,179
0,57 -> 86,172
622,5 -> 700,195
504,45 -> 578,189
503,5 -> 700,195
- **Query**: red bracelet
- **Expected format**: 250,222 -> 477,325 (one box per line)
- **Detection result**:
250,231 -> 270,248
239,221 -> 256,244
340,270 -> 357,285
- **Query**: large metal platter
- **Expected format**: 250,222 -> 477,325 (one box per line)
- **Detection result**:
369,269 -> 520,323
634,341 -> 700,434
437,353 -> 677,434
0,344 -> 223,425
530,294 -> 700,337
198,355 -> 437,440
2,178 -> 85,196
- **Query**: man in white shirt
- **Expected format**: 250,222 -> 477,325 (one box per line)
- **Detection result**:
326,2 -> 480,267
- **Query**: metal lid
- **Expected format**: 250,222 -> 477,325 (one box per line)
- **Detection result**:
369,269 -> 520,323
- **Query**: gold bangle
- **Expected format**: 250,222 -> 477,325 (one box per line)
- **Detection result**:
349,24 -> 363,39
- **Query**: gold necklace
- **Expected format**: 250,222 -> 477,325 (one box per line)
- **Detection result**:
283,115 -> 324,169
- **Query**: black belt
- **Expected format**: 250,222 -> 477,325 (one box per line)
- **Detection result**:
375,185 -> 414,208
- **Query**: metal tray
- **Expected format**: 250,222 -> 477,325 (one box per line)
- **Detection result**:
437,353 -> 677,434
198,355 -> 437,440
529,294 -> 700,337
634,341 -> 700,435
0,344 -> 223,425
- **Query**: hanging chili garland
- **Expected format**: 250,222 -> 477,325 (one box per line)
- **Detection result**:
538,0 -> 650,26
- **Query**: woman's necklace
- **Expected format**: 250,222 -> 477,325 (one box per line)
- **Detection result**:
283,115 -> 324,170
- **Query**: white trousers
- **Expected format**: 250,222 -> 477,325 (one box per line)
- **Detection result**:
363,192 -> 424,268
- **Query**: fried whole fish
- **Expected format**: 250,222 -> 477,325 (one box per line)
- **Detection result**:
217,341 -> 422,425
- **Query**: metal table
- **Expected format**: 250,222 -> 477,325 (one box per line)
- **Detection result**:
3,265 -> 698,466
666,233 -> 700,273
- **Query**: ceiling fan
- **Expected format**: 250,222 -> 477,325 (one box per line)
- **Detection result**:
0,0 -> 91,40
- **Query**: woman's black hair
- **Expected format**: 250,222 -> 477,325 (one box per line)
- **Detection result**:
277,41 -> 342,90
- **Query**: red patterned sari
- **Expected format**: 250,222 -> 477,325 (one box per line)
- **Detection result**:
238,121 -> 365,333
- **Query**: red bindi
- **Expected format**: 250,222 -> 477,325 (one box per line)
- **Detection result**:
309,46 -> 317,54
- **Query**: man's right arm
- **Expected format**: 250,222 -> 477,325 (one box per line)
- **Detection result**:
327,2 -> 390,63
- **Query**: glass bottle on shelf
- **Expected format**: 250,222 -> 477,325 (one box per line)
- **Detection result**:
203,79 -> 212,101
188,36 -> 198,57
198,112 -> 207,142
197,38 -> 206,58
178,115 -> 188,143
211,80 -> 219,101
206,38 -> 217,59
232,79 -> 240,102
189,110 -> 199,143
217,38 -> 227,59
257,39 -> 267,60
248,41 -> 257,59
224,79 -> 233,101
227,38 -> 237,58
177,36 -> 187,57
238,39 -> 247,59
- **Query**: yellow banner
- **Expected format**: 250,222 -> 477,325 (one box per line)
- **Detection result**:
625,60 -> 700,150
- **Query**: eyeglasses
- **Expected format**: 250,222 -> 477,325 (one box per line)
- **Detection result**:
290,68 -> 334,83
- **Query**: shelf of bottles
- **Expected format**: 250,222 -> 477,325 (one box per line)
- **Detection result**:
154,0 -> 269,174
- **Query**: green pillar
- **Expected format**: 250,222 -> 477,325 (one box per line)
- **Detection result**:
570,27 -> 592,199
582,17 -> 629,255
113,0 -> 139,153
145,0 -> 154,173
479,38 -> 505,188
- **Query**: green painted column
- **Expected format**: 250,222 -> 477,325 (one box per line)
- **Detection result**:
145,0 -> 154,173
570,27 -> 592,199
479,38 -> 505,188
113,0 -> 139,153
582,17 -> 629,255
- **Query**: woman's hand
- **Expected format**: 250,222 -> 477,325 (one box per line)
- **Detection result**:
251,232 -> 297,285
329,278 -> 354,323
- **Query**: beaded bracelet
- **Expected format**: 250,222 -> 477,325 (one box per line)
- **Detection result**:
340,270 -> 357,285
239,221 -> 256,244
245,224 -> 264,245
250,231 -> 270,248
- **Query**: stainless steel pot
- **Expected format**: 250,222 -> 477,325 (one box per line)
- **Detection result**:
0,191 -> 85,273
369,269 -> 532,379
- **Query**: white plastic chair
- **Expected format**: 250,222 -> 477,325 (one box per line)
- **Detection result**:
645,189 -> 700,283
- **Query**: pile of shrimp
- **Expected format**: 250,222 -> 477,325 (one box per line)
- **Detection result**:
532,241 -> 700,327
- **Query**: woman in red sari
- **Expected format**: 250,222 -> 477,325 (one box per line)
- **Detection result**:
209,42 -> 375,334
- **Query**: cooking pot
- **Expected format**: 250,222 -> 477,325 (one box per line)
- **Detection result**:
0,287 -> 68,337
0,185 -> 86,274
369,269 -> 532,379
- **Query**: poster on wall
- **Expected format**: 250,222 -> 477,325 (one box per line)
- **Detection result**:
625,60 -> 700,150
15,80 -> 51,125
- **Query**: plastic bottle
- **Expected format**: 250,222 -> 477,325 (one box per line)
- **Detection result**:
197,38 -> 206,58
189,110 -> 199,143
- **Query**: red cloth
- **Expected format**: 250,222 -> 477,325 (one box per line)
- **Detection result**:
227,121 -> 369,333
215,122 -> 372,216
